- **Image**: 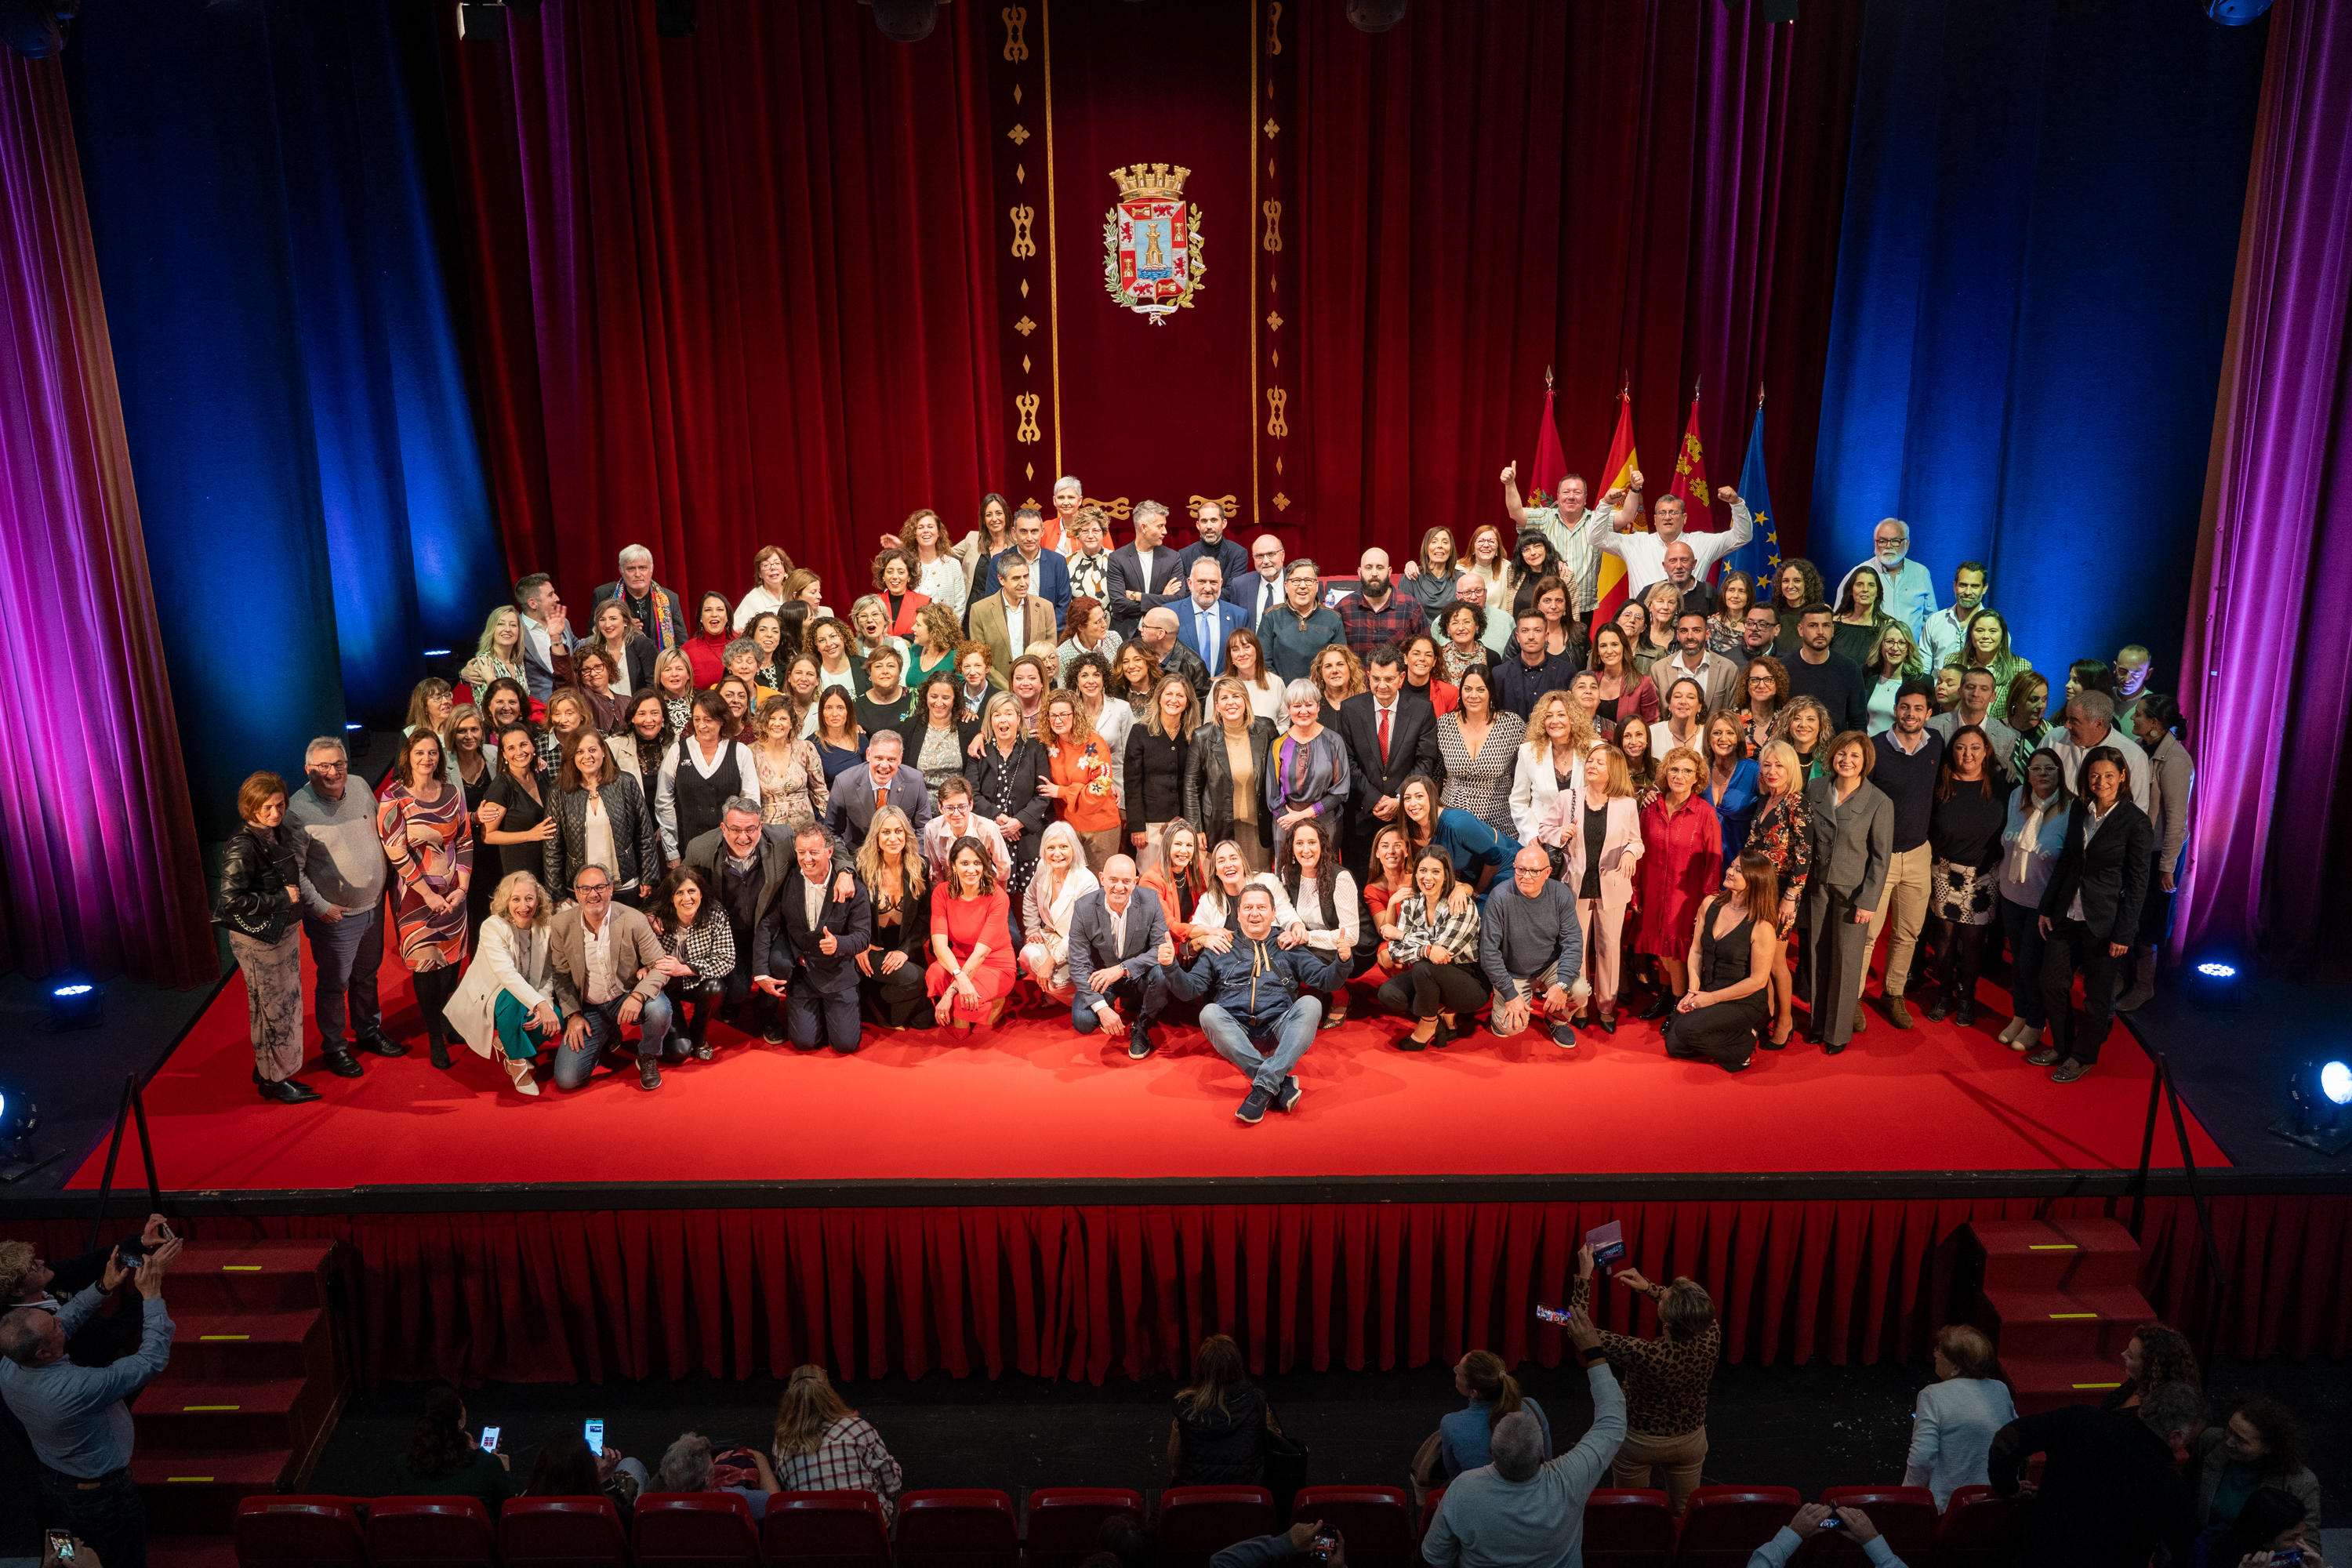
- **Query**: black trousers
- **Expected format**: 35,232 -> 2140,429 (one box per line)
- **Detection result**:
861,953 -> 934,1028
40,1465 -> 145,1568
2041,916 -> 2123,1065
410,965 -> 461,1045
1376,959 -> 1490,1020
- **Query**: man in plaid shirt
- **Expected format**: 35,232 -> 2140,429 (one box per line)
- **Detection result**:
1338,548 -> 1428,661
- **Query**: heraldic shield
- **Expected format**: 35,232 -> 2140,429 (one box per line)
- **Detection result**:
1103,162 -> 1204,323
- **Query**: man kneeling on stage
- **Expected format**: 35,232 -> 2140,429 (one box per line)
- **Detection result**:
755,825 -> 873,1054
1068,855 -> 1171,1060
1161,886 -> 1345,1124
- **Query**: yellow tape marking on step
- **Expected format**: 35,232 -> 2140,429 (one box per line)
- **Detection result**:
2027,1243 -> 2078,1250
167,1476 -> 216,1483
200,1334 -> 250,1341
183,1403 -> 241,1410
2047,1312 -> 2099,1319
2072,1381 -> 2123,1389
221,1265 -> 263,1272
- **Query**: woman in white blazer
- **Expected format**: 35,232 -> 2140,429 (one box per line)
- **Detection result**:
1020,822 -> 1102,1004
1550,741 -> 1645,1033
447,869 -> 564,1098
1510,691 -> 1595,846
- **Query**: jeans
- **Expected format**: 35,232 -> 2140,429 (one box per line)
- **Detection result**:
1199,998 -> 1319,1094
1998,894 -> 2050,1027
39,1465 -> 145,1568
554,992 -> 676,1090
303,906 -> 382,1050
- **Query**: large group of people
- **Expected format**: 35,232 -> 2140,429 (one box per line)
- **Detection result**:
215,468 -> 2196,1115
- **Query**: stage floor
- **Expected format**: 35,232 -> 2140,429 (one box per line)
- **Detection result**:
71,941 -> 2230,1194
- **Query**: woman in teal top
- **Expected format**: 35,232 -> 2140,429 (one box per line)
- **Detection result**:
392,1385 -> 513,1508
1397,772 -> 1519,894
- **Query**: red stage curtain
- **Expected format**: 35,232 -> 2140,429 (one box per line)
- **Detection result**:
1294,1 -> 1863,561
438,0 -> 1004,608
27,1196 -> 2343,1388
0,54 -> 214,987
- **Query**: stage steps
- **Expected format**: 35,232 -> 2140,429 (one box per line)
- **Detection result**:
1962,1217 -> 2150,1414
129,1239 -> 349,1535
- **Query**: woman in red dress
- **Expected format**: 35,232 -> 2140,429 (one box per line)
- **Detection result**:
682,592 -> 735,688
927,836 -> 1017,1030
1635,745 -> 1724,1023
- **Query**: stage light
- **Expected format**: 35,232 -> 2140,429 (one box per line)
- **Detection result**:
2276,1059 -> 2352,1157
2204,0 -> 2272,24
1345,0 -> 1408,31
47,974 -> 103,1032
423,648 -> 452,657
862,0 -> 938,42
2187,956 -> 2247,1012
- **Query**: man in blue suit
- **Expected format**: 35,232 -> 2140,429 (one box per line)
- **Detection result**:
1067,855 -> 1171,1059
1172,557 -> 1251,682
822,731 -> 932,847
753,824 -> 873,1054
975,505 -> 1073,630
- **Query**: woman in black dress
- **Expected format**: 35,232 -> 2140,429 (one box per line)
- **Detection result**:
854,806 -> 935,1028
479,724 -> 554,889
967,691 -> 1052,916
1663,848 -> 1781,1073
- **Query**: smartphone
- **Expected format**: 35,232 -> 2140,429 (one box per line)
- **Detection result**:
480,1426 -> 501,1454
1534,1304 -> 1571,1325
2274,1553 -> 2303,1567
1817,1516 -> 1846,1532
583,1417 -> 604,1454
1585,1221 -> 1625,1268
1310,1534 -> 1337,1564
115,1239 -> 145,1270
47,1534 -> 75,1565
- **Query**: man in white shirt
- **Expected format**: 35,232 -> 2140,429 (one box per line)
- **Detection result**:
514,572 -> 577,703
923,777 -> 1014,884
547,866 -> 674,1091
1068,855 -> 1172,1058
1647,608 -> 1741,713
1225,533 -> 1289,626
971,556 -> 1040,687
1917,560 -> 1992,671
2049,691 -> 2152,815
1593,470 -> 1754,597
1928,667 -> 2023,779
1108,499 -> 1184,637
1499,461 -> 1612,616
1835,518 -> 1940,641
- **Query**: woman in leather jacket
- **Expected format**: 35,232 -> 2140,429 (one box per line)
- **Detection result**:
214,771 -> 326,1103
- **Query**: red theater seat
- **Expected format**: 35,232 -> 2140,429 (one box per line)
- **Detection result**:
1157,1487 -> 1279,1568
1583,1490 -> 1675,1568
1674,1488 -> 1804,1568
634,1493 -> 763,1568
368,1497 -> 499,1568
1938,1487 -> 2024,1568
1816,1489 -> 1939,1568
1290,1488 -> 1413,1568
1025,1488 -> 1145,1568
898,1490 -> 1020,1568
1417,1491 -> 1445,1543
761,1491 -> 892,1568
235,1496 -> 369,1568
501,1496 -> 633,1568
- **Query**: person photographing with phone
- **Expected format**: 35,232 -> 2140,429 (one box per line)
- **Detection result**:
1744,1504 -> 1906,1568
1566,1240 -> 1720,1515
1210,1518 -> 1350,1568
0,1230 -> 185,1568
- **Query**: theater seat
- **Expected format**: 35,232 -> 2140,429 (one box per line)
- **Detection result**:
1289,1487 -> 1414,1568
1582,1490 -> 1675,1568
634,1492 -> 763,1568
762,1490 -> 892,1568
368,1496 -> 499,1568
1816,1488 -> 1939,1568
1673,1487 -> 1803,1568
1417,1490 -> 1445,1543
235,1496 -> 369,1568
1157,1487 -> 1279,1568
1025,1488 -> 1145,1568
1939,1487 -> 2024,1568
898,1490 -> 1020,1568
501,1496 -> 633,1568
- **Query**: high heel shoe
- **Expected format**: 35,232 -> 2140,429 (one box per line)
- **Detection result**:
503,1058 -> 541,1097
1766,1022 -> 1792,1050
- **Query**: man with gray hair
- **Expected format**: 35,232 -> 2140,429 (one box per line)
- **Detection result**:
1422,1307 -> 1622,1568
2049,690 -> 2151,815
1834,518 -> 1939,641
287,735 -> 405,1071
1987,1380 -> 2201,1568
1109,499 -> 1183,637
1479,847 -> 1584,1050
593,543 -> 688,653
1135,604 -> 1210,703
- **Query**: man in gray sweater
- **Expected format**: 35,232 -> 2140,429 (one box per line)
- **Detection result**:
1422,1308 -> 1623,1568
287,735 -> 406,1072
1478,847 -> 1584,1050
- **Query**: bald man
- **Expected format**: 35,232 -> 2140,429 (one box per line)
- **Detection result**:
1478,846 -> 1585,1048
1067,855 -> 1172,1059
1337,547 -> 1427,659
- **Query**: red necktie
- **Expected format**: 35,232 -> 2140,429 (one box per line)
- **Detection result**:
1377,706 -> 1392,766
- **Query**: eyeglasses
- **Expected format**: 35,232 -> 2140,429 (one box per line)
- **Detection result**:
311,761 -> 349,774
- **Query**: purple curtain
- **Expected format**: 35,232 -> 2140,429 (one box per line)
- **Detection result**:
2178,0 -> 2352,978
0,53 -> 214,987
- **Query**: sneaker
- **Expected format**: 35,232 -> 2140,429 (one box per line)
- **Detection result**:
1236,1087 -> 1272,1123
1886,997 -> 1915,1030
2049,1058 -> 2090,1083
1276,1076 -> 1305,1112
639,1060 -> 662,1091
763,1023 -> 789,1045
1127,1022 -> 1155,1061
1550,1018 -> 1579,1051
2024,1046 -> 2061,1067
693,1043 -> 714,1061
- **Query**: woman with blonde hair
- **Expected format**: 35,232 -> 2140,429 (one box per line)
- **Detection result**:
1511,690 -> 1594,849
448,869 -> 562,1097
782,566 -> 832,624
1569,1242 -> 1722,1513
1020,822 -> 1100,1004
1553,742 -> 1645,1033
460,605 -> 528,691
1040,688 -> 1122,873
750,695 -> 829,831
1744,739 -> 1812,1048
1439,1348 -> 1551,1478
1124,674 -> 1199,866
1864,619 -> 1924,735
1168,1334 -> 1269,1485
651,648 -> 698,735
772,1365 -> 904,1520
1312,644 -> 1366,728
905,601 -> 963,690
1187,674 -> 1279,874
855,806 -> 933,1029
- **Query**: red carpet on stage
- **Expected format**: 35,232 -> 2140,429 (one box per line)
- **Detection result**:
78,941 -> 2227,1192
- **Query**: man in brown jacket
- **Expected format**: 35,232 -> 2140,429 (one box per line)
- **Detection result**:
547,865 -> 676,1091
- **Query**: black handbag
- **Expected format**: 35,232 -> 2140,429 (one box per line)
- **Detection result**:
1261,1403 -> 1309,1521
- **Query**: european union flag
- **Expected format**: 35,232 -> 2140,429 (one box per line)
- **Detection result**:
1721,408 -> 1777,587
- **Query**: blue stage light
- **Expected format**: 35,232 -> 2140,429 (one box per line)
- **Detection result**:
2196,961 -> 2236,979
423,648 -> 451,656
2322,1062 -> 2352,1108
45,974 -> 103,1031
2189,956 -> 2248,1012
2278,1059 -> 2352,1156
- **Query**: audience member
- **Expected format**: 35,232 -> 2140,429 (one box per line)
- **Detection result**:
1399,632 -> 1461,714
970,554 -> 1048,690
448,871 -> 562,1097
1314,644 -> 1367,727
1339,648 -> 1443,874
2106,1323 -> 2204,1414
1399,775 -> 1517,893
1919,727 -> 2010,1025
1439,597 -> 1500,683
1169,1334 -> 1271,1485
1862,622 -> 1921,735
1663,849 -> 1780,1073
1254,560 -> 1340,683
1900,1324 -> 2016,1510
1744,1505 -> 1907,1568
1830,550 -> 1903,668
1040,688 -> 1123,874
1436,667 -> 1523,844
970,691 -> 1051,908
1020,823 -> 1099,1005
656,693 -> 760,861
1700,713 -> 1760,864
548,865 -> 675,1091
808,687 -> 866,786
1987,1380 -> 2203,1568
286,742 -> 405,1073
1737,656 -> 1788,757
512,574 -> 580,705
953,493 -> 1015,600
1708,571 -> 1757,656
1588,625 -> 1659,740
1439,1348 -> 1554,1479
1228,533 -> 1290,626
390,1384 -> 513,1510
1496,610 -> 1582,722
1804,731 -> 1892,1053
2031,747 -> 2151,1083
1835,518 -> 1939,638
654,1430 -> 779,1519
2190,1395 -> 2320,1528
1125,675 -> 1200,869
1744,742 -> 1810,1047
1163,886 -> 1341,1122
927,837 -> 1017,1030
1479,846 -> 1583,1051
924,777 -> 1013,887
1784,604 -> 1871,736
523,1428 -> 645,1516
1653,608 -> 1742,713
1421,1309 -> 1623,1568
1865,682 -> 1944,1029
1134,606 -> 1210,701
1174,557 -> 1250,682
1276,821 -> 1363,1022
1568,1243 -> 1719,1513
1633,583 -> 1686,676
2190,1489 -> 2320,1568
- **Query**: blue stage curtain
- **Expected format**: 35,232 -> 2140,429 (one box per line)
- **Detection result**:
64,0 -> 500,828
1809,0 -> 2267,682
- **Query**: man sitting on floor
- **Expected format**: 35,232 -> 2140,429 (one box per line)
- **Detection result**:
1067,855 -> 1171,1060
1160,886 -> 1345,1124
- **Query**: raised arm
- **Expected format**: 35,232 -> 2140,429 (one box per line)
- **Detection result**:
1500,461 -> 1530,527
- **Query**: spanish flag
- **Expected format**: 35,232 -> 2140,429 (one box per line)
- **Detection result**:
1592,390 -> 1640,623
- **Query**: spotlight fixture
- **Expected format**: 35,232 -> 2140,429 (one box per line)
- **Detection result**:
2204,0 -> 2272,24
1345,0 -> 1408,31
0,1087 -> 45,1182
47,974 -> 103,1033
2187,958 -> 2248,1012
862,0 -> 941,42
2274,1059 -> 2352,1157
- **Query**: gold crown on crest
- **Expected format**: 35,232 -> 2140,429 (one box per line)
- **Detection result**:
1111,163 -> 1190,198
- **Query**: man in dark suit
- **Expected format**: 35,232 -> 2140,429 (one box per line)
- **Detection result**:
1068,855 -> 1172,1059
1337,646 -> 1442,877
2032,746 -> 2152,1083
1225,533 -> 1289,627
1171,557 -> 1252,682
1106,499 -> 1185,638
686,800 -> 853,1042
513,572 -> 578,705
824,731 -> 933,847
754,824 -> 874,1054
975,506 -> 1073,630
1173,499 -> 1251,588
591,543 -> 689,655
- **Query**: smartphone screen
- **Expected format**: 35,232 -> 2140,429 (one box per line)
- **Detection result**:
48,1535 -> 76,1565
583,1417 -> 604,1453
1311,1535 -> 1336,1564
1817,1517 -> 1846,1532
480,1426 -> 501,1454
1534,1305 -> 1570,1324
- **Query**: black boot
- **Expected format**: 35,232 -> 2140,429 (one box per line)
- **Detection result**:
429,1033 -> 452,1069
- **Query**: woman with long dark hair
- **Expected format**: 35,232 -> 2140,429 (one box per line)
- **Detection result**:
544,728 -> 661,910
927,837 -> 1016,1030
656,691 -> 761,861
645,862 -> 735,1060
1168,1334 -> 1269,1486
1588,624 -> 1658,741
379,730 -> 474,1069
1661,848 -> 1780,1073
1377,850 -> 1488,1051
1706,570 -> 1755,657
620,690 -> 673,793
1124,674 -> 1198,867
393,1384 -> 511,1506
1278,818 -> 1363,1025
682,591 -> 735,688
1438,665 -> 1523,839
1921,726 -> 2012,1026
